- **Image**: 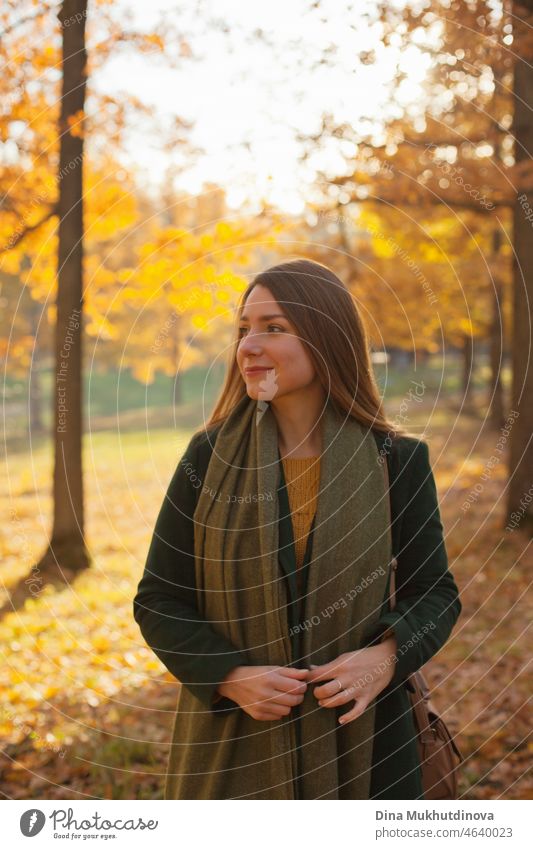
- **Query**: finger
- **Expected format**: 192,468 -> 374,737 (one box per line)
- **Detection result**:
310,668 -> 348,695
305,662 -> 336,681
313,675 -> 350,699
266,691 -> 304,707
313,679 -> 347,701
277,667 -> 309,679
256,710 -> 286,721
273,674 -> 308,695
317,686 -> 361,708
314,679 -> 362,702
306,659 -> 347,683
306,666 -> 339,683
338,697 -> 370,726
260,702 -> 291,718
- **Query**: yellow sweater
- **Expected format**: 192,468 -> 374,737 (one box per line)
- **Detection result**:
280,455 -> 321,594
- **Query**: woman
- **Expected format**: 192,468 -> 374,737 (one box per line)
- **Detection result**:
133,258 -> 461,800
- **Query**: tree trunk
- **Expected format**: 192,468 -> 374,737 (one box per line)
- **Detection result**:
487,230 -> 505,429
23,256 -> 45,434
37,0 -> 90,575
29,341 -> 44,435
461,333 -> 475,411
171,313 -> 182,406
507,5 -> 533,535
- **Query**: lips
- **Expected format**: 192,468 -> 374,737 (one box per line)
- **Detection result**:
244,367 -> 272,374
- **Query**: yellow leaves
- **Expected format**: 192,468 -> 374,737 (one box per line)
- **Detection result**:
131,360 -> 154,384
4,688 -> 22,705
41,45 -> 56,61
200,233 -> 213,252
231,277 -> 248,294
10,669 -> 26,686
203,263 -> 218,283
9,335 -> 35,368
372,236 -> 397,259
32,44 -> 61,74
191,313 -> 208,329
85,315 -> 118,341
85,173 -> 138,240
215,221 -> 238,242
140,259 -> 170,290
116,268 -> 136,284
458,317 -> 474,335
420,244 -> 446,263
477,730 -> 507,760
357,207 -> 383,235
179,345 -> 203,370
67,110 -> 85,139
92,635 -> 111,653
91,265 -> 116,289
142,33 -> 165,51
154,227 -> 189,248
0,247 -> 22,275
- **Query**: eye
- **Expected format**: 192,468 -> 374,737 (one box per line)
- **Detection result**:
238,324 -> 285,336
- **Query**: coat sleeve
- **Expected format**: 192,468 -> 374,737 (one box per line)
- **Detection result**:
133,433 -> 247,712
367,439 -> 462,689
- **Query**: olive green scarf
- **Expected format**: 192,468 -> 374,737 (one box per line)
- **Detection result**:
165,395 -> 391,799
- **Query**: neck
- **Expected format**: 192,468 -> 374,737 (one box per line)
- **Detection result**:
269,385 -> 326,459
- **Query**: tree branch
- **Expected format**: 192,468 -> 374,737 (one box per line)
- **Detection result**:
0,206 -> 57,254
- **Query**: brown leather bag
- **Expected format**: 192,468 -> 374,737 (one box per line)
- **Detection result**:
382,457 -> 464,800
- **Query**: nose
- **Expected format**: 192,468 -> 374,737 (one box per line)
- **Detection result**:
238,330 -> 264,356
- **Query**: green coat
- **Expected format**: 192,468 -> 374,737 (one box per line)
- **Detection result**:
133,425 -> 462,799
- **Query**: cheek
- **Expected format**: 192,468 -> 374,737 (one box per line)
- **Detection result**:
277,340 -> 314,378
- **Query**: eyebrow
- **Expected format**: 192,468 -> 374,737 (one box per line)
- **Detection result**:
239,313 -> 288,322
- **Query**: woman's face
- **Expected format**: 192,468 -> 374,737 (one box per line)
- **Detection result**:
236,285 -> 317,403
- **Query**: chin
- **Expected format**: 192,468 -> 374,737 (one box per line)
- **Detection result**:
245,387 -> 278,403
244,385 -> 260,399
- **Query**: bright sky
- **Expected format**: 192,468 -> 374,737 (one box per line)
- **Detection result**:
93,0 -> 436,213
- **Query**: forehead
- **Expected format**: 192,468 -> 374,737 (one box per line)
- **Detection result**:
240,285 -> 286,318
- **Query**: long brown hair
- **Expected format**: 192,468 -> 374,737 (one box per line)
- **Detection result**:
202,258 -> 413,440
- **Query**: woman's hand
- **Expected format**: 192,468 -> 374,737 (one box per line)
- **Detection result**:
306,636 -> 397,726
216,665 -> 309,721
